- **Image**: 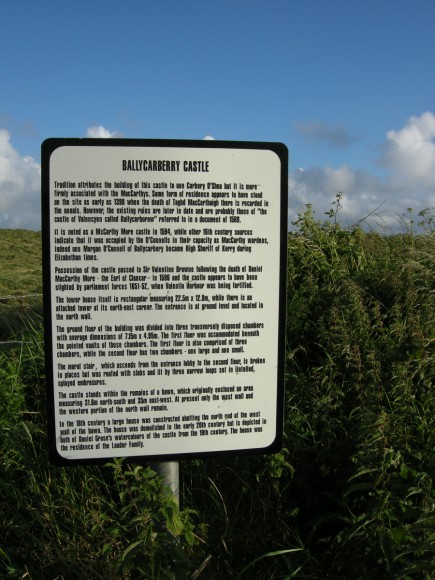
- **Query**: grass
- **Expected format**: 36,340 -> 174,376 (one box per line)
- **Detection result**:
0,207 -> 434,578
0,229 -> 42,297
0,229 -> 42,342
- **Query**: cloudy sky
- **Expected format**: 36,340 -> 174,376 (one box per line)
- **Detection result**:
1,0 -> 434,232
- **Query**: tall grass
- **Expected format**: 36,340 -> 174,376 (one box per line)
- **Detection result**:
0,210 -> 434,578
0,316 -> 202,579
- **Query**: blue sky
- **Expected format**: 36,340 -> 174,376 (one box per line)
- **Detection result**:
1,0 -> 434,231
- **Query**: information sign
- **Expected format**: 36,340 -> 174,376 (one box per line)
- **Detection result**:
41,139 -> 288,464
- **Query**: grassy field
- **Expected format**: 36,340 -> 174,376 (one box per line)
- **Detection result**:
0,211 -> 434,579
0,229 -> 42,342
0,229 -> 42,295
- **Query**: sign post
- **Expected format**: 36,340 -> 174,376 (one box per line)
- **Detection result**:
151,461 -> 179,507
42,139 -> 288,465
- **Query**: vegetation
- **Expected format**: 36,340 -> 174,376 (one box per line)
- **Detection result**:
0,229 -> 42,342
1,205 -> 434,578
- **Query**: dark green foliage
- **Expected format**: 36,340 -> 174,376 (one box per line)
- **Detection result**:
281,204 -> 435,578
0,320 -> 203,579
1,214 -> 434,578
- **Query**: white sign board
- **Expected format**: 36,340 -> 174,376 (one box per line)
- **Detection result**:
42,139 -> 287,464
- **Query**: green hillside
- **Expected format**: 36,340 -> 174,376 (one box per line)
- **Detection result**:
0,229 -> 42,296
0,230 -> 42,341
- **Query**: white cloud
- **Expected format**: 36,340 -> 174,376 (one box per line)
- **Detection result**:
289,167 -> 393,230
86,125 -> 122,138
203,135 -> 215,140
381,111 -> 435,188
0,129 -> 41,229
289,112 -> 435,231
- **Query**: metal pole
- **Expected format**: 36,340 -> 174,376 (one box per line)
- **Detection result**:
151,461 -> 180,507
